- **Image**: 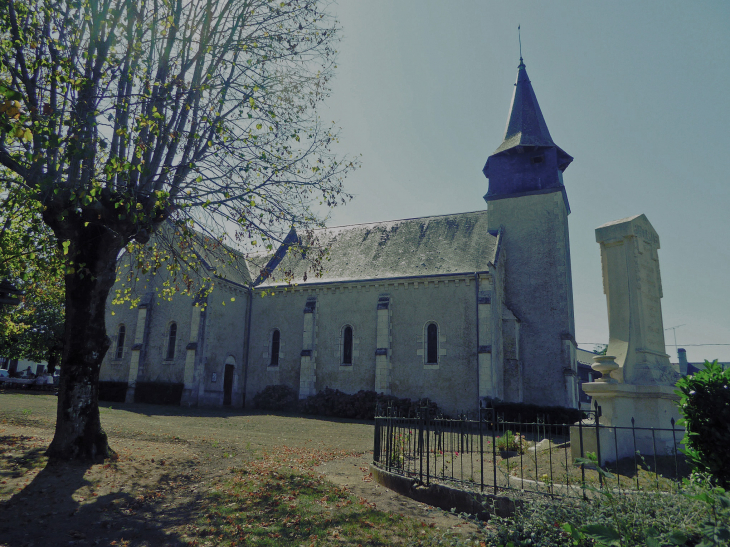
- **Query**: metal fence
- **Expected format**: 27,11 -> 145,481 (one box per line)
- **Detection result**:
372,401 -> 685,499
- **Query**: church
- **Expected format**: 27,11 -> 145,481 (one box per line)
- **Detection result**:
99,57 -> 579,415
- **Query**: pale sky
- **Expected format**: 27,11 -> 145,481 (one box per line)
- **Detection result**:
319,0 -> 730,362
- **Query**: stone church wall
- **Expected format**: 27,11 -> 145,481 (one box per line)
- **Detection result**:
245,275 -> 486,415
196,281 -> 249,407
100,273 -> 250,408
487,189 -> 577,408
100,293 -> 140,383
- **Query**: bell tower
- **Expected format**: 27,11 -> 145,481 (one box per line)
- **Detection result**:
483,57 -> 578,408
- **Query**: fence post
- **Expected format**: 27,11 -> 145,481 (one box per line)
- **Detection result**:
425,402 -> 430,486
578,415 -> 586,497
632,417 -> 639,491
671,417 -> 678,489
419,406 -> 424,485
479,402 -> 484,493
374,416 -> 381,463
491,407 -> 497,496
614,426 -> 620,491
594,399 -> 603,489
385,404 -> 392,470
652,428 -> 658,491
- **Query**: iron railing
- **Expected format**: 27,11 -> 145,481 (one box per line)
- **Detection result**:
372,400 -> 685,499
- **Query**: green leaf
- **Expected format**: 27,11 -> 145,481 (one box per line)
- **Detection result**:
582,524 -> 621,546
562,522 -> 584,541
61,241 -> 70,255
668,530 -> 689,545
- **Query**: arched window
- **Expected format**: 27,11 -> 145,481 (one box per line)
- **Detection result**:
115,325 -> 126,359
270,329 -> 280,366
426,323 -> 438,364
166,322 -> 177,360
342,325 -> 353,365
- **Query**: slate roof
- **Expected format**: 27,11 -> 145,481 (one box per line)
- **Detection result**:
194,238 -> 253,287
256,210 -> 499,287
492,59 -> 573,171
494,60 -> 555,154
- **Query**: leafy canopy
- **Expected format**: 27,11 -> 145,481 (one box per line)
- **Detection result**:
0,0 -> 355,296
0,184 -> 64,366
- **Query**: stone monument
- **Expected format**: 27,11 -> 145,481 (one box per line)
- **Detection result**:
574,214 -> 682,464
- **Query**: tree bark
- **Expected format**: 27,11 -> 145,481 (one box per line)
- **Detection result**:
46,220 -> 125,461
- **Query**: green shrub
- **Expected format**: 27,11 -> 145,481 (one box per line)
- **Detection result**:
496,430 -> 526,454
98,381 -> 128,403
676,360 -> 730,488
133,381 -> 184,405
486,400 -> 585,424
299,387 -> 443,420
252,384 -> 298,411
422,483 -> 730,547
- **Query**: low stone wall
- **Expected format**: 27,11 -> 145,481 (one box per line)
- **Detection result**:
369,463 -> 515,520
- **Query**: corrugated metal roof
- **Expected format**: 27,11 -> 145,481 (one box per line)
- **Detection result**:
257,210 -> 498,286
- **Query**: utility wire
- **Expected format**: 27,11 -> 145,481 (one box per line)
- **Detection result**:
577,343 -> 730,347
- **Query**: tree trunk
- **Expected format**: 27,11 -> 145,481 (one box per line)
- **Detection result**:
46,348 -> 61,376
46,223 -> 125,461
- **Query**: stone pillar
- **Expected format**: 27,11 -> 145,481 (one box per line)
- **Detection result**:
595,214 -> 676,384
180,302 -> 204,406
125,292 -> 154,403
477,278 -> 495,399
374,295 -> 391,394
298,297 -> 318,398
577,215 -> 682,464
501,307 -> 522,402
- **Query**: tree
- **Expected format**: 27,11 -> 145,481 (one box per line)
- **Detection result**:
0,0 -> 354,460
0,185 -> 64,372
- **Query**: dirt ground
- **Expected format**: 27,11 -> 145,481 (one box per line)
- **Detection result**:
0,392 -> 478,546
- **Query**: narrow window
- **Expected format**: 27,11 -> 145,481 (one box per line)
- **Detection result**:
270,329 -> 280,366
166,323 -> 177,360
342,326 -> 353,365
115,325 -> 126,359
426,323 -> 438,364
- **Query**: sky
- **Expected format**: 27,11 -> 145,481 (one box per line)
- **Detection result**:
317,0 -> 730,362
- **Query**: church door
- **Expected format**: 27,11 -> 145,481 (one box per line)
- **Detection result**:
223,364 -> 235,406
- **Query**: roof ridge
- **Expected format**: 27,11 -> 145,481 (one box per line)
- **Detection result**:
319,209 -> 489,231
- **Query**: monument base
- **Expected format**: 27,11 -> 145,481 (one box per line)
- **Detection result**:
570,383 -> 684,465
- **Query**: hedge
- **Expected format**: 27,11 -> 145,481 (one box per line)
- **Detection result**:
252,385 -> 445,420
676,360 -> 730,488
98,381 -> 128,403
133,381 -> 184,405
299,387 -> 443,420
253,384 -> 298,411
487,401 -> 585,424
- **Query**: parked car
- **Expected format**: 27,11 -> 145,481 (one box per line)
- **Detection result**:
0,369 -> 9,382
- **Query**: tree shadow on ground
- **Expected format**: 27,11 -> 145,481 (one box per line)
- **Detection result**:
603,454 -> 692,483
101,401 -> 375,426
0,458 -> 203,547
0,435 -> 48,482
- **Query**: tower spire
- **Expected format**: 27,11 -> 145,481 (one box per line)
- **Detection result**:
482,55 -> 573,204
518,25 -> 523,66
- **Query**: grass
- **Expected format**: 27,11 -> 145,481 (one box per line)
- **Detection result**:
496,447 -> 687,492
187,451 -> 455,547
0,434 -> 48,484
